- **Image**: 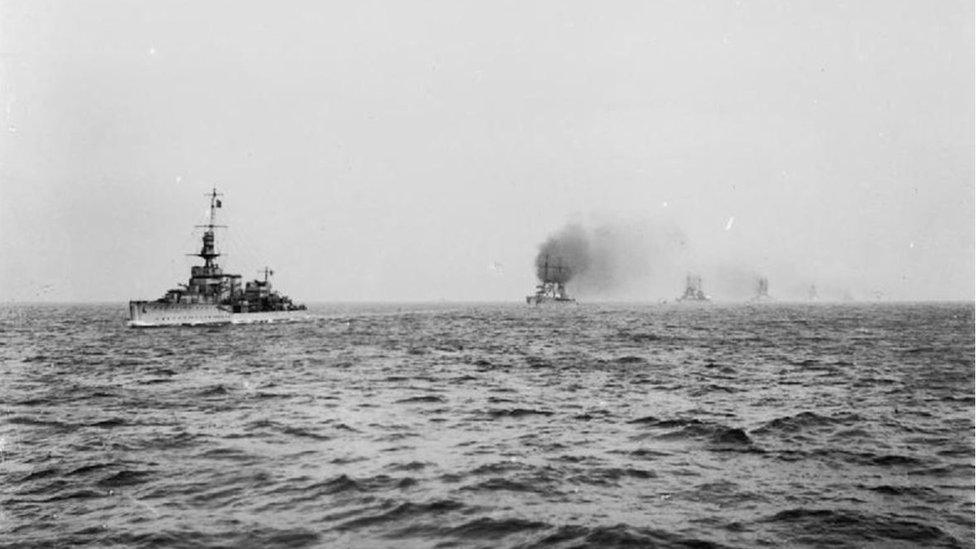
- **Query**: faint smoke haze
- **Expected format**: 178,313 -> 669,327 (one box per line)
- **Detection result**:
535,214 -> 888,302
704,264 -> 763,301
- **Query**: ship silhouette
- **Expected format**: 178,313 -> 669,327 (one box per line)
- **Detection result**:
526,255 -> 576,305
677,274 -> 710,302
752,276 -> 772,302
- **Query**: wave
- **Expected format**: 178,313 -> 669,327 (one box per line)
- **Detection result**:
13,397 -> 53,406
440,516 -> 550,540
40,488 -> 106,502
279,425 -> 332,441
385,461 -> 430,472
335,499 -> 468,531
65,462 -> 114,476
383,516 -> 548,542
688,383 -> 737,396
857,484 -> 950,501
197,384 -> 231,396
139,377 -> 173,385
622,331 -> 663,342
253,391 -> 289,399
487,408 -> 554,418
267,474 -> 420,504
461,477 -> 542,493
531,523 -> 727,548
573,467 -> 657,485
101,527 -> 321,548
395,395 -> 445,404
90,417 -> 127,428
753,411 -> 860,434
98,469 -> 152,488
630,416 -> 758,450
18,467 -> 60,482
762,508 -> 960,546
628,447 -> 673,459
4,415 -> 73,430
573,409 -> 614,421
770,448 -> 925,467
469,461 -> 529,476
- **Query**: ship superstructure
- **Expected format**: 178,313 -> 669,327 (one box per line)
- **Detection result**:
526,255 -> 576,305
677,274 -> 710,302
128,188 -> 309,327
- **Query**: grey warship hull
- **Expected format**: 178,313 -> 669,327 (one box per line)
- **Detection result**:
525,295 -> 576,306
128,301 -> 312,327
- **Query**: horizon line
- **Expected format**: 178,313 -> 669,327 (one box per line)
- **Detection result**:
2,299 -> 974,306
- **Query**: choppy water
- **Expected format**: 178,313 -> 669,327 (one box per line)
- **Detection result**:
1,302 -> 973,548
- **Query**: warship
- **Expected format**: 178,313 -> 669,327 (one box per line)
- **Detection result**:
127,189 -> 310,327
752,276 -> 772,302
526,255 -> 576,305
808,284 -> 819,301
677,274 -> 710,302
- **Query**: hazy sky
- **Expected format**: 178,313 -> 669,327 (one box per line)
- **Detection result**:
1,1 -> 972,302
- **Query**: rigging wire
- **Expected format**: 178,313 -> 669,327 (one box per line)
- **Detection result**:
215,203 -> 269,282
171,189 -> 283,284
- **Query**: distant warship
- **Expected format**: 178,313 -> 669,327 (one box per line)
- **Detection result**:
808,284 -> 819,301
128,189 -> 310,327
526,255 -> 576,305
752,276 -> 772,302
677,274 -> 710,302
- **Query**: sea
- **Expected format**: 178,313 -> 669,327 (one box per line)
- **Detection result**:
1,302 -> 973,548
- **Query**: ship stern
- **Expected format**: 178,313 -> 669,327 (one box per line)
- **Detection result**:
128,301 -> 148,327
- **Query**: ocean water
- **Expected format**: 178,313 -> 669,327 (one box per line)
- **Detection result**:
1,302 -> 973,548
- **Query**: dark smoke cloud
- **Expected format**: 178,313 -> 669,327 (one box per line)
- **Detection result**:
535,224 -> 590,283
534,218 -> 689,299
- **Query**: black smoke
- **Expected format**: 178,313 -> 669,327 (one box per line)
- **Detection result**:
535,224 -> 589,283
533,218 -> 689,298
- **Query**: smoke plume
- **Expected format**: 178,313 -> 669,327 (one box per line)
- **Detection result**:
534,216 -> 861,301
534,218 -> 689,299
535,224 -> 590,284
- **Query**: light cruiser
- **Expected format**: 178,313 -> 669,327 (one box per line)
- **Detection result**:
128,189 -> 311,327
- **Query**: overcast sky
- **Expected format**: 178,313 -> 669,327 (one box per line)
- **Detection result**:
1,1 -> 972,302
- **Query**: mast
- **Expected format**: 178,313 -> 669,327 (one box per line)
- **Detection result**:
207,187 -> 219,227
553,261 -> 564,298
195,187 -> 225,269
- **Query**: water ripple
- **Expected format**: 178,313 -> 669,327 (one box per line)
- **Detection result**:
0,302 -> 972,547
